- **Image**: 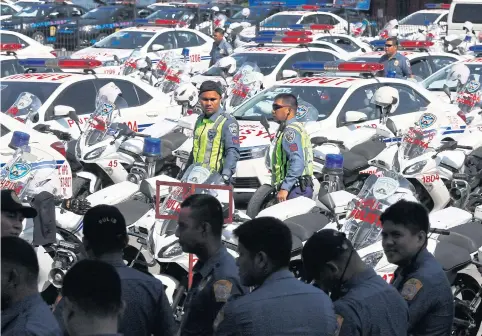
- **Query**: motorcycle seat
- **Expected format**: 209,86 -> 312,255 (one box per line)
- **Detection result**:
350,139 -> 386,161
160,132 -> 188,150
342,151 -> 370,176
113,199 -> 151,227
283,212 -> 330,251
439,222 -> 482,253
433,241 -> 471,285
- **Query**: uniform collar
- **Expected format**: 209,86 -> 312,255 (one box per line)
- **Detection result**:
340,267 -> 376,292
397,248 -> 431,276
204,109 -> 224,122
259,269 -> 294,287
387,52 -> 400,60
97,253 -> 126,268
285,118 -> 297,125
194,246 -> 229,278
1,293 -> 43,329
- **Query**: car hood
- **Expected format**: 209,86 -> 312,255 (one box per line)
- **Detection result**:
71,48 -> 134,61
237,120 -> 278,147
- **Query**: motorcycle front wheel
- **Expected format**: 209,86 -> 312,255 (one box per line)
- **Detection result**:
246,184 -> 276,218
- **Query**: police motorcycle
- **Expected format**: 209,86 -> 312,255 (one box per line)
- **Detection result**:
224,62 -> 264,113
5,92 -> 43,126
443,21 -> 477,56
226,9 -> 252,47
121,48 -> 157,86
190,56 -> 237,94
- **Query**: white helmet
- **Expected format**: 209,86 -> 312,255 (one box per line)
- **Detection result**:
463,21 -> 473,32
211,6 -> 219,12
217,56 -> 236,75
388,19 -> 399,29
371,86 -> 399,114
448,63 -> 470,85
389,28 -> 399,37
174,83 -> 198,107
241,8 -> 250,17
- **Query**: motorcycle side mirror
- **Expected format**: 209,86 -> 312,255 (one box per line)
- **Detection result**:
443,84 -> 452,101
68,110 -> 82,134
386,118 -> 397,136
113,54 -> 121,64
139,179 -> 153,200
33,124 -> 50,133
145,56 -> 152,67
261,115 -> 270,132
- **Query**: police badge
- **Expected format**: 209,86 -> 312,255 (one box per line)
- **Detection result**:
394,60 -> 399,66
208,129 -> 217,141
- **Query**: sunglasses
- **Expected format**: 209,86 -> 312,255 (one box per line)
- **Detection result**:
272,104 -> 290,111
385,44 -> 395,47
200,98 -> 218,102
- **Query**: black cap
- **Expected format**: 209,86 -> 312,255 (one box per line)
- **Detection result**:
1,189 -> 37,218
199,80 -> 223,97
83,204 -> 126,241
302,229 -> 350,282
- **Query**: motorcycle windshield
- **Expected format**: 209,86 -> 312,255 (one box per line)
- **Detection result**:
229,62 -> 262,109
159,57 -> 187,94
6,92 -> 42,121
455,79 -> 482,113
342,170 -> 416,249
398,122 -> 443,161
153,51 -> 179,81
0,146 -> 56,201
122,48 -> 145,76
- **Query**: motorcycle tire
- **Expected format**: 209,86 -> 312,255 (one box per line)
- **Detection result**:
246,184 -> 276,219
452,275 -> 482,336
71,177 -> 89,199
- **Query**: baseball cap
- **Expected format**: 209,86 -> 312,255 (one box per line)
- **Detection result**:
199,80 -> 223,97
302,229 -> 350,282
82,204 -> 126,242
1,189 -> 37,218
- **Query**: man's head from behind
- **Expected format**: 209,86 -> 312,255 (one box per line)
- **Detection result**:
1,189 -> 37,237
380,200 -> 429,265
233,217 -> 292,287
1,236 -> 39,310
384,37 -> 399,57
62,259 -> 123,336
176,194 -> 224,255
272,93 -> 298,123
82,204 -> 127,258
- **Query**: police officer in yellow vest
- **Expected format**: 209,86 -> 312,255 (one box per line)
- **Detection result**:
187,80 -> 240,184
271,93 -> 314,202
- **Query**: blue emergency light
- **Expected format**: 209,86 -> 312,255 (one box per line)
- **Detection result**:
182,48 -> 189,57
325,154 -> 344,170
252,36 -> 313,44
424,20 -> 431,26
143,137 -> 161,157
291,61 -> 384,72
18,58 -> 102,69
9,131 -> 30,150
469,45 -> 482,53
135,19 -> 149,24
424,3 -> 450,9
370,40 -> 387,47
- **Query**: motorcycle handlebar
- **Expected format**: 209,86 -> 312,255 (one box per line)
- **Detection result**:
429,228 -> 450,235
457,145 -> 473,150
133,133 -> 150,138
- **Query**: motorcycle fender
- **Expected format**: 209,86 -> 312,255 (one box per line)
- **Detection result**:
36,245 -> 53,292
97,160 -> 128,184
414,174 -> 450,212
457,264 -> 482,286
153,274 -> 180,305
76,171 -> 98,194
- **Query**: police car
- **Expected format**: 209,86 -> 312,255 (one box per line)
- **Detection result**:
70,23 -> 214,74
0,1 -> 21,20
0,43 -> 58,77
229,61 -> 461,193
194,36 -> 348,90
397,3 -> 449,37
351,41 -> 466,79
308,32 -> 373,57
0,31 -> 57,57
0,59 -> 179,138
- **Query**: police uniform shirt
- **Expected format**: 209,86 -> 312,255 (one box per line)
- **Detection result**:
214,269 -> 337,336
378,52 -> 413,78
333,268 -> 409,336
277,118 -> 310,191
189,109 -> 240,178
2,293 -> 62,336
180,246 -> 246,336
210,39 -> 233,66
391,249 -> 454,336
54,254 -> 176,336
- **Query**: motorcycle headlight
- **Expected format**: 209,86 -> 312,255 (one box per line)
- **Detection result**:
84,146 -> 106,160
362,250 -> 384,268
158,241 -> 183,259
403,160 -> 427,175
81,25 -> 94,32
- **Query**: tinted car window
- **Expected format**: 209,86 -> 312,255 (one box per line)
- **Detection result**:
338,84 -> 379,124
94,79 -> 140,107
48,81 -> 97,119
452,4 -> 482,24
1,124 -> 10,136
309,51 -> 338,62
411,59 -> 431,78
388,84 -> 429,115
430,56 -> 459,72
278,52 -> 310,79
1,81 -> 60,112
399,12 -> 440,25
175,31 -> 202,48
0,33 -> 21,44
150,32 -> 176,50
1,60 -> 24,78
134,84 -> 152,105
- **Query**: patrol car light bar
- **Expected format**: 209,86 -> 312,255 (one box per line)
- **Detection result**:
253,36 -> 313,44
18,58 -> 102,69
284,4 -> 320,10
370,40 -> 434,48
292,61 -> 384,73
135,19 -> 180,25
469,45 -> 482,52
0,43 -> 23,51
424,3 -> 450,9
258,30 -> 313,36
289,24 -> 334,31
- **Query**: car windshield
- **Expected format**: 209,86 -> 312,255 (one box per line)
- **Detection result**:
14,2 -> 40,9
423,62 -> 482,92
14,4 -> 53,17
93,31 -> 155,49
231,53 -> 284,76
0,82 -> 60,112
233,85 -> 347,121
231,7 -> 271,20
399,12 -> 441,25
82,7 -> 118,19
262,14 -> 302,28
147,8 -> 189,20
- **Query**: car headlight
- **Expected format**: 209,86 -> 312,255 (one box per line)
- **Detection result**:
81,25 -> 93,32
158,241 -> 183,259
84,146 -> 106,160
362,250 -> 384,268
403,160 -> 427,175
247,145 -> 269,160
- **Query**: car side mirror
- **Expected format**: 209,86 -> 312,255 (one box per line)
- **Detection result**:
443,84 -> 452,101
281,69 -> 297,79
151,44 -> 164,52
344,111 -> 368,125
54,105 -> 75,117
113,54 -> 120,64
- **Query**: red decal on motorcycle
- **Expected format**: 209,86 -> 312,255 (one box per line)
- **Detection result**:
381,273 -> 394,283
421,174 -> 439,184
349,198 -> 382,227
127,121 -> 138,132
108,160 -> 118,168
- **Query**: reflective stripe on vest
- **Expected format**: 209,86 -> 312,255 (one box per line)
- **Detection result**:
271,122 -> 314,187
192,114 -> 228,172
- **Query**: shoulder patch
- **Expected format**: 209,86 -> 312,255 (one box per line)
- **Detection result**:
284,128 -> 296,144
213,280 -> 233,302
228,123 -> 238,136
334,314 -> 344,336
401,278 -> 423,301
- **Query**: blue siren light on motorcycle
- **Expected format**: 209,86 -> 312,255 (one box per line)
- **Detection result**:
9,131 -> 30,150
182,48 -> 189,57
143,137 -> 161,157
325,154 -> 344,170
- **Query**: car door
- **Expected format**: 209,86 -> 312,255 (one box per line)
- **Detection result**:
172,30 -> 212,72
410,58 -> 431,79
428,55 -> 460,74
308,50 -> 339,62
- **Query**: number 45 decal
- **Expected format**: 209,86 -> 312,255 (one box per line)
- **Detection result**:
108,160 -> 118,167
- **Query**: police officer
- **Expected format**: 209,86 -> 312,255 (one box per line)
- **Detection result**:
378,37 -> 413,79
302,229 -> 409,336
186,80 -> 240,184
176,194 -> 246,336
1,189 -> 37,237
210,28 -> 233,67
214,217 -> 337,336
2,236 -> 62,336
271,93 -> 314,202
54,205 -> 176,336
380,200 -> 454,336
